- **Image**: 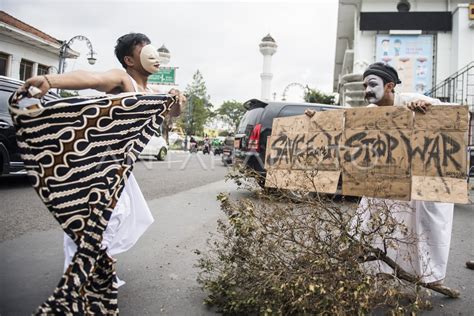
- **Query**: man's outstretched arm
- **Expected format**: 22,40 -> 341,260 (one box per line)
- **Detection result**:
17,69 -> 127,98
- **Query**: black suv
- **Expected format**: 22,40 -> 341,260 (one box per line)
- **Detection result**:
234,99 -> 340,184
0,76 -> 59,176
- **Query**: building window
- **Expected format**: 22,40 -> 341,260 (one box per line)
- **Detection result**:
20,59 -> 34,81
37,64 -> 49,76
0,52 -> 9,76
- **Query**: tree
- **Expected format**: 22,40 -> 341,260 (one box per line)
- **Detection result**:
59,90 -> 79,98
196,173 -> 459,315
178,70 -> 213,136
304,86 -> 335,105
216,100 -> 246,132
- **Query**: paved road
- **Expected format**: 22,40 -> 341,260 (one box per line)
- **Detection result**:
0,152 -> 473,315
0,151 -> 231,315
0,151 -> 228,242
0,178 -> 241,315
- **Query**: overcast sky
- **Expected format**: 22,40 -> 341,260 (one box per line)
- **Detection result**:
3,0 -> 338,107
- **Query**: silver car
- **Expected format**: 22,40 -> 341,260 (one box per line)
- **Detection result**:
140,134 -> 168,161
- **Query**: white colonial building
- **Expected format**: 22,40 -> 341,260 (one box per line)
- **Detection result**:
0,10 -> 78,80
333,0 -> 474,107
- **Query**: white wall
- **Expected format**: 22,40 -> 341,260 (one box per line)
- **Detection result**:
0,33 -> 59,79
436,32 -> 452,82
451,4 -> 474,73
353,31 -> 376,73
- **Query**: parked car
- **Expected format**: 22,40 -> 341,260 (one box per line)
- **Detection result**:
221,135 -> 235,165
140,132 -> 168,161
0,76 -> 59,177
468,144 -> 473,187
234,99 -> 340,185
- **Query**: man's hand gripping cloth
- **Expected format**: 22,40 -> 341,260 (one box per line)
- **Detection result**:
9,92 -> 177,315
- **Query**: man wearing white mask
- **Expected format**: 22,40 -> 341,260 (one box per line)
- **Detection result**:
19,32 -> 183,286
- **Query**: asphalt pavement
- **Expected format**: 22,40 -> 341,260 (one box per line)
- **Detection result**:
0,151 -> 228,241
0,178 -> 241,315
0,151 -> 473,315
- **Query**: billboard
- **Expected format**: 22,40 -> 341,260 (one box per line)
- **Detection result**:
148,67 -> 177,85
375,35 -> 433,94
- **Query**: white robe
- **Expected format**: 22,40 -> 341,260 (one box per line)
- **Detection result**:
355,93 -> 454,283
63,76 -> 155,280
355,197 -> 453,283
63,173 -> 154,268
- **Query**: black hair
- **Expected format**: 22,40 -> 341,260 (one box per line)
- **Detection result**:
114,33 -> 151,68
364,62 -> 401,93
363,62 -> 401,85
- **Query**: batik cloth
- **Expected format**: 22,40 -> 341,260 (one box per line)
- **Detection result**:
9,92 -> 176,314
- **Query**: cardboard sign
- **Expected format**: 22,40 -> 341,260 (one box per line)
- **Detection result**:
265,105 -> 469,204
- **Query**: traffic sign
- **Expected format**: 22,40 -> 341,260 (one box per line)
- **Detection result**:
148,67 -> 177,85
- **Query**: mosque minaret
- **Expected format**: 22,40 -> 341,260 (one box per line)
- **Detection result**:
259,34 -> 277,100
157,44 -> 171,65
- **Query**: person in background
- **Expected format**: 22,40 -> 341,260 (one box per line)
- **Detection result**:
189,135 -> 197,152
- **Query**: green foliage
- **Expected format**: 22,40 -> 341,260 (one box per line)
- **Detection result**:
215,100 -> 246,132
59,90 -> 79,98
178,70 -> 213,136
186,70 -> 210,101
304,86 -> 335,105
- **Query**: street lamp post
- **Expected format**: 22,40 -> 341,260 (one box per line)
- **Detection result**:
184,96 -> 193,151
47,66 -> 59,74
58,35 -> 97,75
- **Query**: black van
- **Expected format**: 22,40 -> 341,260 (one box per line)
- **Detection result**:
234,99 -> 340,184
0,76 -> 59,176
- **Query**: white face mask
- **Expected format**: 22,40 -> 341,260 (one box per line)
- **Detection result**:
363,75 -> 385,104
140,44 -> 160,74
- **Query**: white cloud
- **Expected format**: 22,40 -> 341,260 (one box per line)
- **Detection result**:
3,0 -> 338,106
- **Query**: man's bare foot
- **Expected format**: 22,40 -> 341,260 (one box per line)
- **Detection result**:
304,109 -> 315,117
466,260 -> 474,270
428,279 -> 444,286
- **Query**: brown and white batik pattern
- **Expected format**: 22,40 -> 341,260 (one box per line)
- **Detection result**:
10,93 -> 176,314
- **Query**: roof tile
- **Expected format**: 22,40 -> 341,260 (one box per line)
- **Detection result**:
0,10 -> 61,45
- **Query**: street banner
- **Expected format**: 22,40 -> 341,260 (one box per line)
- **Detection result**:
148,67 -> 177,85
375,35 -> 434,94
265,106 -> 469,204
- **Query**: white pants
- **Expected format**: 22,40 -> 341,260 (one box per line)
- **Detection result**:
63,173 -> 154,285
353,197 -> 454,283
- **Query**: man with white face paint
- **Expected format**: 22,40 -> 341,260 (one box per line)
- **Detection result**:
362,62 -> 438,111
305,62 -> 456,290
18,33 -> 183,287
356,62 -> 455,289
